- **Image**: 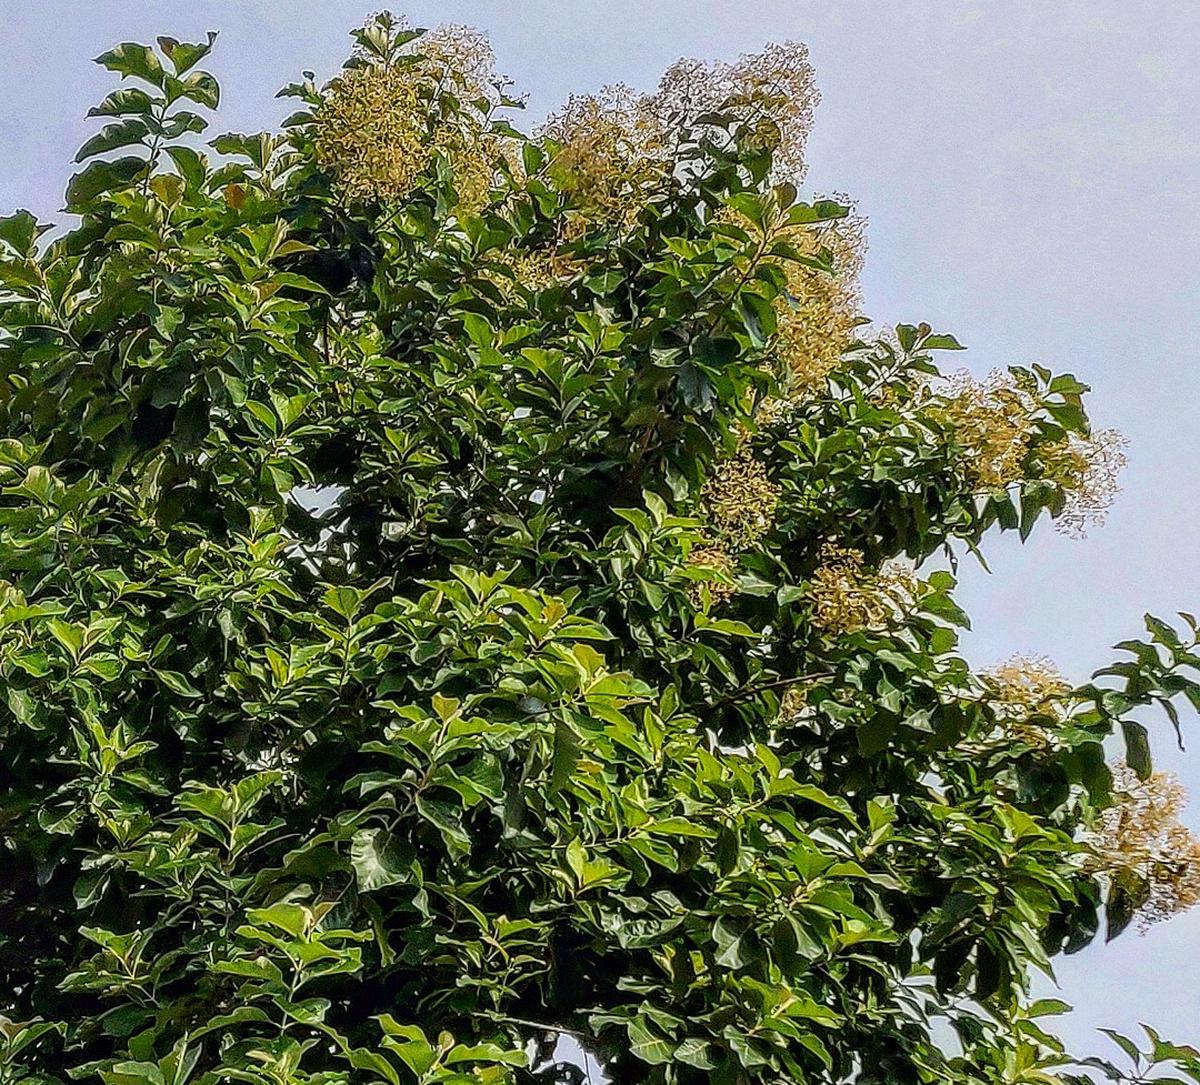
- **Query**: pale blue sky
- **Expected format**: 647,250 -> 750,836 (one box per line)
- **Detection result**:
3,0 -> 1198,1064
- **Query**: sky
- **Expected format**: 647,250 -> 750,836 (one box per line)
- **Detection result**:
2,0 -> 1198,1068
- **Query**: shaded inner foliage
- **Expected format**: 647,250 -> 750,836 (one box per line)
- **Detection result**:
2,15 -> 1200,1085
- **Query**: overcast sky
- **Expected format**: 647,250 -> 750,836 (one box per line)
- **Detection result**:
2,0 -> 1198,1065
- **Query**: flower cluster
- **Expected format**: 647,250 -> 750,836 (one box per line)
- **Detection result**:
1040,428 -> 1128,538
418,23 -> 499,104
313,64 -> 427,202
683,453 -> 779,609
983,654 -> 1070,748
312,20 -> 502,208
653,41 -> 820,182
934,370 -> 1038,490
484,246 -> 573,295
774,206 -> 866,394
540,42 -> 819,230
541,85 -> 672,233
931,371 -> 1128,530
684,545 -> 738,608
701,453 -> 780,551
1088,765 -> 1200,931
778,683 -> 809,726
807,543 -> 917,635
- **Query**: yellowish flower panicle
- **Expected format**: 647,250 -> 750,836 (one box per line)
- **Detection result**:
418,23 -> 498,104
313,19 -> 505,208
313,64 -> 428,202
775,205 -> 866,395
987,654 -> 1070,713
935,370 -> 1038,490
419,24 -> 507,210
753,395 -> 795,427
931,370 -> 1126,531
808,543 -> 916,635
541,85 -> 673,233
715,197 -> 865,403
701,452 -> 780,552
437,125 -> 502,211
483,246 -> 573,295
685,545 -> 738,608
686,452 -> 779,607
541,41 -> 819,231
984,654 -> 1070,749
778,683 -> 809,726
1089,764 -> 1200,931
1041,428 -> 1129,538
654,42 -> 819,183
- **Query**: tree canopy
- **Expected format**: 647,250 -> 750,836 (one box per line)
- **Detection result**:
2,14 -> 1200,1085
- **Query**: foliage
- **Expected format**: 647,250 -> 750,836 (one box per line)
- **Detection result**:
1,14 -> 1199,1085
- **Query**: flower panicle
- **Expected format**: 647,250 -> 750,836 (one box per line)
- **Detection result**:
773,203 -> 866,396
1042,427 -> 1128,538
1088,764 -> 1200,931
808,543 -> 916,635
701,453 -> 780,552
312,17 -> 505,207
935,369 -> 1038,490
932,370 -> 1128,533
540,41 -> 819,231
684,545 -> 738,608
984,653 -> 1071,749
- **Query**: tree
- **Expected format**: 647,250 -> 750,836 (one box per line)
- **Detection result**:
1,13 -> 1199,1085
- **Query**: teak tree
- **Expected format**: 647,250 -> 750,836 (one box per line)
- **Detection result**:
2,15 -> 1200,1085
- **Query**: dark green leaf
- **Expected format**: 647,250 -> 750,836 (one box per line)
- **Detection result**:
65,156 -> 145,207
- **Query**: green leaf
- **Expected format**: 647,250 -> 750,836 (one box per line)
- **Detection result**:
785,995 -> 843,1027
1121,719 -> 1152,780
160,110 -> 209,139
343,1048 -> 400,1085
7,688 -> 41,729
564,837 -> 624,890
247,902 -> 309,938
65,156 -> 145,208
735,291 -> 774,348
712,916 -> 748,969
95,42 -> 165,87
156,669 -> 202,699
0,1022 -> 63,1067
376,1019 -> 437,1077
676,361 -> 714,411
1099,1028 -> 1145,1066
157,32 -> 218,74
673,1038 -> 717,1070
270,272 -> 330,296
857,714 -> 897,757
626,1020 -> 673,1066
191,1007 -> 271,1039
1105,869 -> 1150,942
175,71 -> 220,109
88,87 -> 158,118
324,585 -> 363,620
351,829 -> 410,892
444,1043 -> 526,1067
76,119 -> 151,163
642,816 -> 714,838
786,783 -> 857,822
921,332 -> 966,350
788,198 -> 850,224
0,210 -> 40,257
165,146 -> 208,190
693,614 -> 760,638
461,311 -> 494,349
